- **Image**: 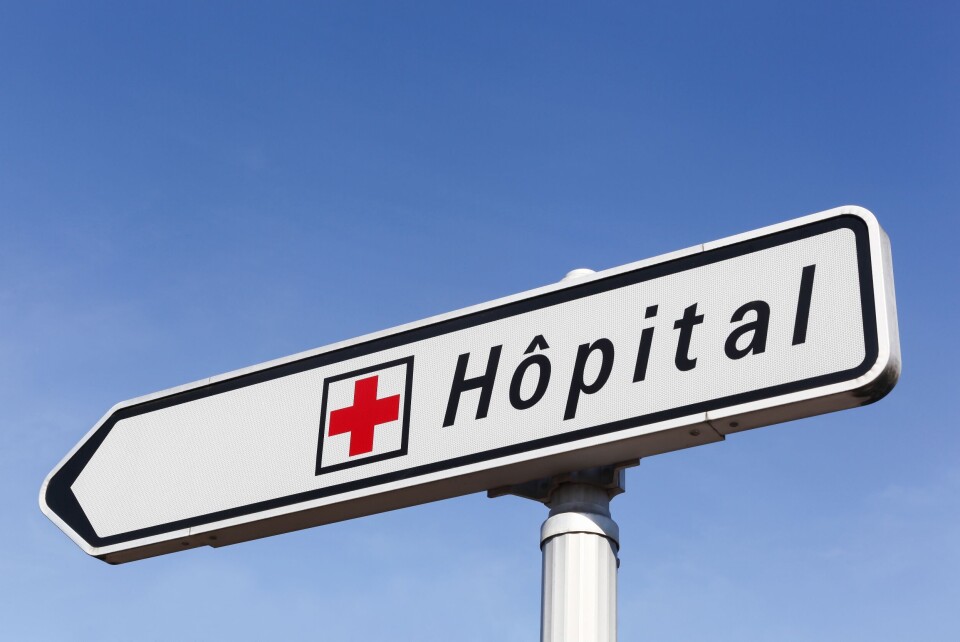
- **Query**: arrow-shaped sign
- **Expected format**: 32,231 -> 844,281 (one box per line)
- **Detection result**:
41,206 -> 900,563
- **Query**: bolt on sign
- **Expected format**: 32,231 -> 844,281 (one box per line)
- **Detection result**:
41,206 -> 900,563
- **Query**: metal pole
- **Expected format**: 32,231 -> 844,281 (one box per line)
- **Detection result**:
489,466 -> 629,641
542,268 -> 619,642
488,269 -> 632,642
541,481 -> 620,642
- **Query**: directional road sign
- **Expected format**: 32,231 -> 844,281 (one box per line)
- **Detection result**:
41,205 -> 900,563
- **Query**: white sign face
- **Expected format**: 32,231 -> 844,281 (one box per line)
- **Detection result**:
41,206 -> 900,563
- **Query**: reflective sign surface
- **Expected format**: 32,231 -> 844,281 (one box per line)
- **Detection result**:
41,206 -> 900,563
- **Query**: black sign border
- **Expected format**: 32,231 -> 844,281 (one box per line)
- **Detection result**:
46,215 -> 878,549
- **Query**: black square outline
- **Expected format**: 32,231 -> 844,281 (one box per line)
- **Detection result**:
314,356 -> 414,476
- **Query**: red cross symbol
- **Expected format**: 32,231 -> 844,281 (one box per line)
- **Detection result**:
328,375 -> 401,457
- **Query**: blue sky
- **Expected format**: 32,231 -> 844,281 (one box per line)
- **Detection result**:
2,2 -> 958,639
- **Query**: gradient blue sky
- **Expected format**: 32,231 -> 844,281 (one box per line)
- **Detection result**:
2,2 -> 958,640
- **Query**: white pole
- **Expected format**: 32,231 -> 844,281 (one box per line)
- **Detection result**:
540,482 -> 620,642
489,269 -> 629,642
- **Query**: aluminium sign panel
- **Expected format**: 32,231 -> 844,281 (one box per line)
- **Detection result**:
41,205 -> 900,563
